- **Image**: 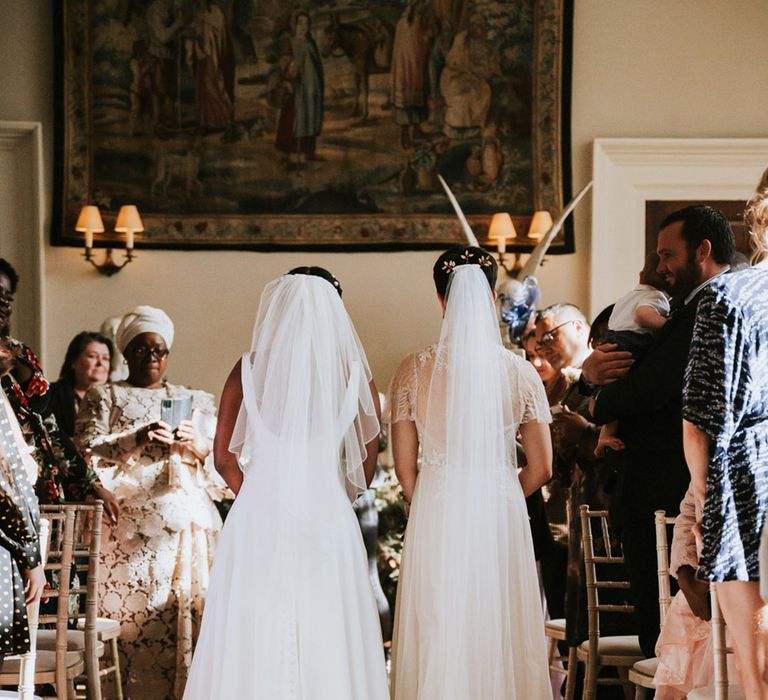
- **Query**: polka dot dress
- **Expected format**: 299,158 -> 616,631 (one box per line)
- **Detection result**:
0,396 -> 41,656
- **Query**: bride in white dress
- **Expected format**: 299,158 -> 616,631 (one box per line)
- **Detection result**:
389,248 -> 554,699
184,268 -> 390,700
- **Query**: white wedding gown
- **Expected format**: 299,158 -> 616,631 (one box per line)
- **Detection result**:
389,344 -> 552,700
184,274 -> 389,700
183,412 -> 390,698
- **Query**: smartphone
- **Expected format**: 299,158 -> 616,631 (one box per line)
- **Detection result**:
160,396 -> 193,437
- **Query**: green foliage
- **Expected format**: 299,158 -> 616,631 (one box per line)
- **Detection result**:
375,464 -> 408,614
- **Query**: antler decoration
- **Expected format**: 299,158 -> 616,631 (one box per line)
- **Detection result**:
437,174 -> 480,247
519,181 -> 593,279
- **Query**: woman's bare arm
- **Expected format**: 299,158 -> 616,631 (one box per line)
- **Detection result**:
683,419 -> 710,508
362,379 -> 381,487
393,419 -> 419,503
214,359 -> 245,495
518,420 -> 553,497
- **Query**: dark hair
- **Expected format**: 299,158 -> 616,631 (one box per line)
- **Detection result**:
0,259 -> 19,294
659,205 -> 735,265
58,331 -> 114,384
641,251 -> 666,291
589,304 -> 614,347
287,266 -> 342,296
432,245 -> 498,298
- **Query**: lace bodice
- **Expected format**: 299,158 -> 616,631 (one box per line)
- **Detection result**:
76,381 -> 228,530
389,345 -> 551,471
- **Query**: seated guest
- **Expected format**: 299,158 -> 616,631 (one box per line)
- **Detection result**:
0,337 -> 45,667
0,258 -> 116,511
100,315 -> 129,382
49,331 -> 113,438
522,318 -> 567,406
76,305 -> 228,700
534,306 -> 613,648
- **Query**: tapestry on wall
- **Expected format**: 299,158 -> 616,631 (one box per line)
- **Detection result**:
53,0 -> 573,251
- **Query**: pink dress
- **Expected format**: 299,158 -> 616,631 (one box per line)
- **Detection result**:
653,486 -> 737,698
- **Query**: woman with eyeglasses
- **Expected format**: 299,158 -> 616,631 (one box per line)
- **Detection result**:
77,305 -> 229,700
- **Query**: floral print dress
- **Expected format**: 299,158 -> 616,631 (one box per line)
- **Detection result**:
76,381 -> 228,699
1,337 -> 99,503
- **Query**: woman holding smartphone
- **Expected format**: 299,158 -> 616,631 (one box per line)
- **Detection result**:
76,305 -> 229,700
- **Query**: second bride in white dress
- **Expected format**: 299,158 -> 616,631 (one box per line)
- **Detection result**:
184,268 -> 390,700
389,250 -> 554,699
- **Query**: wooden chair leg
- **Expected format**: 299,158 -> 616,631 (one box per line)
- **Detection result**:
634,684 -> 649,700
547,635 -> 558,669
617,667 -> 633,700
66,678 -> 77,700
583,656 -> 599,700
564,646 -> 578,700
110,637 -> 124,700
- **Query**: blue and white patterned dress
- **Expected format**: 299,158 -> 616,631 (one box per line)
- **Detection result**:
683,266 -> 768,581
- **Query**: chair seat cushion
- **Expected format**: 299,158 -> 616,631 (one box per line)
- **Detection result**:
76,616 -> 121,640
578,634 -> 643,657
631,657 -> 659,677
36,629 -> 105,657
545,618 -> 567,638
688,686 -> 746,700
0,649 -> 84,675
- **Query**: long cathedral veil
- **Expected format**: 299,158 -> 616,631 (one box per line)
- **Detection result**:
420,264 -> 546,695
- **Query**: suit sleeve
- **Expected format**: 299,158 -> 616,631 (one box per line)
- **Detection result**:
592,309 -> 693,424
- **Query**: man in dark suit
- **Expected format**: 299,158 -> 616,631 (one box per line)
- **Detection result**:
582,205 -> 734,657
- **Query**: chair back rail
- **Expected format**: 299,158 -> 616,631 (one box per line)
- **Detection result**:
41,502 -> 104,700
654,510 -> 676,627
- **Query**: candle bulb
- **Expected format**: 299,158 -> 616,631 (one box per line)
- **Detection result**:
85,230 -> 93,249
126,231 -> 135,250
497,236 -> 506,254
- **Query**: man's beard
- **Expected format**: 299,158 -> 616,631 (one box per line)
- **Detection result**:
667,256 -> 699,302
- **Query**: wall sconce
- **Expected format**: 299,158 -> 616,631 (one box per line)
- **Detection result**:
77,204 -> 141,276
486,210 -> 555,275
487,212 -> 523,274
527,210 -> 554,241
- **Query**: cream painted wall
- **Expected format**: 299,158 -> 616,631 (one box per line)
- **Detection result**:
1,0 -> 767,395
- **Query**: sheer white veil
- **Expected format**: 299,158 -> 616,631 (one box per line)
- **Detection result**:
423,263 -> 514,468
229,273 -> 379,505
424,264 -> 524,689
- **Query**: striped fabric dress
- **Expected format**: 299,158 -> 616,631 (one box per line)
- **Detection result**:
683,266 -> 768,581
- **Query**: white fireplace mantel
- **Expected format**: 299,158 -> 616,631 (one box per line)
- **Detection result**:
591,138 -> 768,315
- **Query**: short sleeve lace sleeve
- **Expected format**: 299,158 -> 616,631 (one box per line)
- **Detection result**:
388,353 -> 417,425
512,357 -> 552,426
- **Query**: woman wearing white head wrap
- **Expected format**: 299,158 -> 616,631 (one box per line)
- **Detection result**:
76,305 -> 229,700
389,247 -> 553,699
184,267 -> 390,700
115,305 -> 175,355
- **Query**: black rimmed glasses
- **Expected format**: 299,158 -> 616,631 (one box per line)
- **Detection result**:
536,320 -> 576,349
130,346 -> 169,360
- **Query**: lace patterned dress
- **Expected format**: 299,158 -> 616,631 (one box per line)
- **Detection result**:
389,345 -> 552,700
76,382 -> 227,699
